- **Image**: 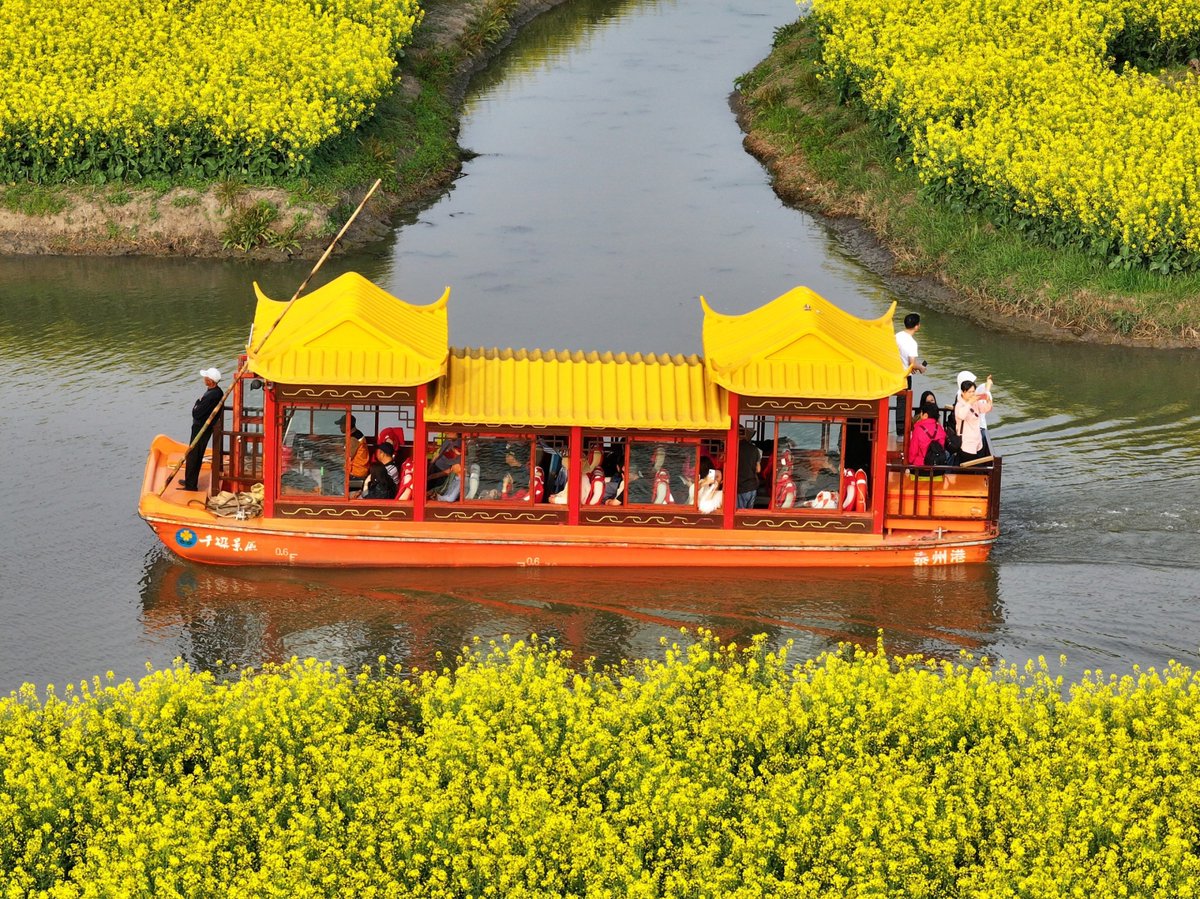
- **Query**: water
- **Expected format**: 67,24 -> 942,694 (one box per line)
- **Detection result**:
1,0 -> 1198,694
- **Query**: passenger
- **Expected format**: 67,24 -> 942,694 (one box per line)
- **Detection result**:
774,447 -> 797,509
583,443 -> 607,505
602,441 -> 625,502
375,442 -> 399,483
549,455 -> 571,504
430,463 -> 462,502
650,445 -> 674,504
696,469 -> 723,514
623,465 -> 654,504
735,426 -> 761,509
907,400 -> 948,467
360,461 -> 396,500
895,312 -> 927,435
335,414 -> 370,480
480,442 -> 530,500
915,390 -> 940,425
427,436 -> 461,493
956,370 -> 993,453
953,377 -> 994,464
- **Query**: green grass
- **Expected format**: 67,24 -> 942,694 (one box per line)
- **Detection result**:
0,184 -> 69,216
737,18 -> 1200,342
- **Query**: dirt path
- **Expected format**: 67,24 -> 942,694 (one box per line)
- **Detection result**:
0,0 -> 570,261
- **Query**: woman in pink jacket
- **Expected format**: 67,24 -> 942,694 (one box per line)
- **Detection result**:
953,377 -> 994,463
907,400 -> 947,466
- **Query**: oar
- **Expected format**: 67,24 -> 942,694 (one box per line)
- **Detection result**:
158,178 -> 383,495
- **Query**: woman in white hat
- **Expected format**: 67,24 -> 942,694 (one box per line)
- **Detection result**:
181,368 -> 223,491
956,370 -> 993,453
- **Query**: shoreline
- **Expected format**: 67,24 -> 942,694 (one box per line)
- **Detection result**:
730,96 -> 1161,349
732,20 -> 1200,350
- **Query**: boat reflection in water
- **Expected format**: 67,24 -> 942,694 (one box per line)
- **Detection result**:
140,551 -> 1004,674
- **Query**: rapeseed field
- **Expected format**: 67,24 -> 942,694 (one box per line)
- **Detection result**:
2,633 -> 1198,896
809,0 -> 1200,272
0,0 -> 422,182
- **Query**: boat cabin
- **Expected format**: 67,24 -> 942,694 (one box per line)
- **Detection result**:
204,272 -> 997,540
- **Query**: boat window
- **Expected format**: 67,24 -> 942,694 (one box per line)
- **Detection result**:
740,415 -> 849,511
570,435 -> 624,505
428,433 -> 547,503
278,403 -> 415,500
774,419 -> 845,510
623,437 -> 700,507
279,406 -> 351,497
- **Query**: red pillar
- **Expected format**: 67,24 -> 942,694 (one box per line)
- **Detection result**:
871,397 -> 889,534
567,426 -> 582,525
262,384 -> 278,518
413,385 -> 428,522
722,393 -> 739,530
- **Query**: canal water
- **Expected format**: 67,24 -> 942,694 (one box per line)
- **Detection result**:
1,0 -> 1198,694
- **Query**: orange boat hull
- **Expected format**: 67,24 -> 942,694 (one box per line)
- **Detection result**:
140,439 -> 995,569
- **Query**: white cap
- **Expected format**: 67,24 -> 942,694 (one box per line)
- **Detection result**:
200,367 -> 222,382
956,370 -> 976,389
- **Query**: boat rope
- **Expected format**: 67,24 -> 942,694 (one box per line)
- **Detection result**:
158,178 -> 383,496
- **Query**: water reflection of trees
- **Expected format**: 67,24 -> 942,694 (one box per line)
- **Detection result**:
139,551 -> 1004,675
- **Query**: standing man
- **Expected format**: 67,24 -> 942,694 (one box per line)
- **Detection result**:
895,313 -> 927,435
736,425 -> 762,510
181,368 -> 224,491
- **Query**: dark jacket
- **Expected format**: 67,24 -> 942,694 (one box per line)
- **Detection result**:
190,386 -> 223,439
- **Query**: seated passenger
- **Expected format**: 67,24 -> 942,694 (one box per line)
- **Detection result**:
375,442 -> 400,483
395,457 -> 414,500
774,448 -> 797,509
583,444 -> 607,505
696,469 -> 723,514
360,461 -> 396,500
622,465 -> 653,504
430,463 -> 462,502
479,443 -> 532,501
650,445 -> 674,504
427,437 -> 462,493
907,400 -> 948,467
335,414 -> 370,480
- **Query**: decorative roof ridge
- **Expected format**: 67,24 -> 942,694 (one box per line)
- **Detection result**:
450,346 -> 704,365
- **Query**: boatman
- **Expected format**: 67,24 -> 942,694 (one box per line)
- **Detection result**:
180,368 -> 224,491
895,312 -> 927,435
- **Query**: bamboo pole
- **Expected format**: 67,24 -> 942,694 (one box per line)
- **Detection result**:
158,179 -> 383,495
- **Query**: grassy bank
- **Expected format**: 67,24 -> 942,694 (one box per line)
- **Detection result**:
0,0 -> 548,259
736,18 -> 1200,346
4,633 -> 1199,896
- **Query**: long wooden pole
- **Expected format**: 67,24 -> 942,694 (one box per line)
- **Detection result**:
159,179 -> 383,495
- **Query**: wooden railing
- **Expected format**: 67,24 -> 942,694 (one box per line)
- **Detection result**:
885,456 -> 1002,528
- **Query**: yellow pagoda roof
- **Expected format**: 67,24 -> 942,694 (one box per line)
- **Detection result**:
246,272 -> 449,387
424,347 -> 730,431
700,287 -> 908,400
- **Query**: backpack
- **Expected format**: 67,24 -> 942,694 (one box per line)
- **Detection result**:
924,440 -> 952,467
943,409 -> 963,455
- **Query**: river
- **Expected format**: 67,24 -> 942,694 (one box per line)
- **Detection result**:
0,0 -> 1198,694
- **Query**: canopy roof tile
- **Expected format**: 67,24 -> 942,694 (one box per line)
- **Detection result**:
701,286 -> 908,400
247,272 -> 449,387
424,347 -> 730,431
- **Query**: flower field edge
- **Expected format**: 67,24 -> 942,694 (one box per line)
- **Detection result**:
2,633 -> 1199,897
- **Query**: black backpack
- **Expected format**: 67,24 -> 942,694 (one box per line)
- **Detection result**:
924,440 -> 952,467
942,409 -> 963,455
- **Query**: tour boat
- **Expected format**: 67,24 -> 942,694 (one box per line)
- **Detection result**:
138,273 -> 1001,568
